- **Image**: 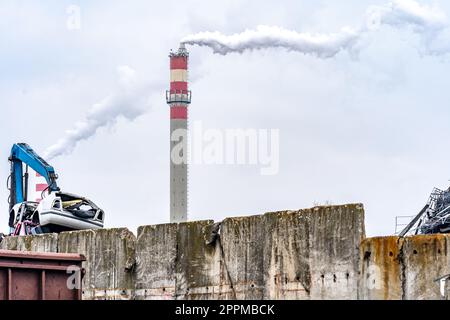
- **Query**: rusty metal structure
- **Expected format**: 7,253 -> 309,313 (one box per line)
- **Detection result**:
0,249 -> 85,300
399,186 -> 450,237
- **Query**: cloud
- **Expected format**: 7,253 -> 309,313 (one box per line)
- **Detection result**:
44,66 -> 154,160
368,0 -> 447,31
181,0 -> 449,57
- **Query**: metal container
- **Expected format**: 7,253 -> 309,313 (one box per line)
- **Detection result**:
0,249 -> 85,300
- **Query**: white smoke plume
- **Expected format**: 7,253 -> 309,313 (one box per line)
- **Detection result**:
182,25 -> 360,58
44,66 -> 156,160
181,0 -> 448,57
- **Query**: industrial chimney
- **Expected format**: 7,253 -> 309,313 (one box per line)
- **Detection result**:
166,44 -> 191,223
33,172 -> 49,203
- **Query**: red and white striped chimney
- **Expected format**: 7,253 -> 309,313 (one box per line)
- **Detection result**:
166,44 -> 191,223
33,172 -> 48,203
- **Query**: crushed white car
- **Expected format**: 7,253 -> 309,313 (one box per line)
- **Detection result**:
11,192 -> 104,235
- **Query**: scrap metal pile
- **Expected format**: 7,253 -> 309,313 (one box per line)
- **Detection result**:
400,187 -> 450,236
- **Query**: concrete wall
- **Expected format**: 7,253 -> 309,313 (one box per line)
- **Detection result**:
58,228 -> 136,300
5,203 -> 450,300
2,203 -> 449,300
0,233 -> 58,252
359,235 -> 450,300
262,204 -> 365,299
0,203 -> 365,300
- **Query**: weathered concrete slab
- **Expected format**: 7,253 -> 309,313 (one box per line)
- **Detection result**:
263,204 -> 365,300
359,235 -> 450,300
0,233 -> 58,252
263,210 -> 311,300
135,221 -> 222,300
402,235 -> 450,300
359,236 -> 403,300
135,223 -> 178,300
219,215 -> 265,299
58,228 -> 136,300
308,204 -> 365,300
175,220 -> 221,300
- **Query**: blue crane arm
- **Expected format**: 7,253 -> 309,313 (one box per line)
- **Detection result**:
9,143 -> 60,207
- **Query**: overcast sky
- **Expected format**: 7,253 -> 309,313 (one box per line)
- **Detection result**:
2,0 -> 450,236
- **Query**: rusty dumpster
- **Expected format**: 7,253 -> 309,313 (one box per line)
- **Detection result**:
0,249 -> 85,300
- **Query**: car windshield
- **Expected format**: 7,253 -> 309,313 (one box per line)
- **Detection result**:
57,193 -> 98,209
56,193 -> 98,219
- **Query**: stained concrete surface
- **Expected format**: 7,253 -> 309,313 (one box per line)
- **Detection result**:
1,203 -> 448,300
359,235 -> 450,300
